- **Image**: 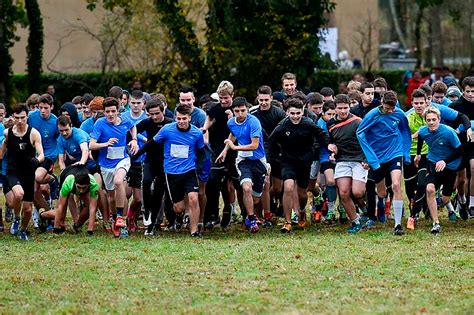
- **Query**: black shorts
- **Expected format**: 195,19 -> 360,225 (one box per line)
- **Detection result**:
39,158 -> 55,174
371,157 -> 403,184
281,162 -> 311,189
7,172 -> 35,202
165,170 -> 199,204
319,161 -> 336,174
126,162 -> 143,189
269,160 -> 282,180
425,162 -> 457,197
237,159 -> 267,197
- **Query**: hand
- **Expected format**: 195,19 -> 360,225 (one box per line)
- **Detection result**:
329,153 -> 336,162
328,144 -> 338,154
107,137 -> 119,147
128,139 -> 138,155
225,109 -> 233,120
435,160 -> 446,172
467,129 -> 473,142
411,131 -> 419,139
414,155 -> 421,168
223,139 -> 236,150
361,162 -> 370,170
72,161 -> 84,166
216,151 -> 226,164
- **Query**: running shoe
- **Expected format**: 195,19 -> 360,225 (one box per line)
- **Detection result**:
10,217 -> 20,236
280,222 -> 292,233
5,207 -> 13,223
72,223 -> 81,233
312,211 -> 322,223
183,214 -> 190,229
144,225 -> 154,236
221,204 -> 232,228
32,208 -> 39,229
298,210 -> 307,228
112,221 -> 121,238
175,215 -> 183,231
18,230 -> 29,241
263,212 -> 273,228
338,206 -> 348,223
120,226 -> 129,237
244,217 -> 260,233
360,214 -> 369,224
347,222 -> 361,234
406,217 -> 415,230
448,211 -> 458,222
430,222 -> 441,234
361,219 -> 375,229
459,204 -> 469,221
191,231 -> 202,238
324,212 -> 336,225
96,209 -> 103,221
393,224 -> 404,236
115,215 -> 126,228
203,221 -> 214,232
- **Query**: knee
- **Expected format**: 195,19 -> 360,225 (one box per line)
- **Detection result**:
352,190 -> 365,199
391,182 -> 401,194
426,185 -> 436,196
283,182 -> 295,194
188,193 -> 199,206
242,182 -> 253,194
113,178 -> 124,190
13,190 -> 24,201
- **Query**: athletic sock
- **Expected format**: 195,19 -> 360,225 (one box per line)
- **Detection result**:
328,201 -> 335,214
393,199 -> 403,227
352,214 -> 360,225
445,201 -> 455,213
469,196 -> 474,208
117,207 -> 124,217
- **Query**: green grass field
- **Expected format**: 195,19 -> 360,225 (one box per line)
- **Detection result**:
0,215 -> 473,314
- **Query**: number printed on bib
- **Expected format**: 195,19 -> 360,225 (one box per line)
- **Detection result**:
170,144 -> 189,158
107,146 -> 125,159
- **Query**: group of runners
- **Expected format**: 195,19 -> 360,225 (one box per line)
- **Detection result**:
1,72 -> 473,240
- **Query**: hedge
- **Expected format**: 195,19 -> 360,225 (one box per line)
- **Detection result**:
10,70 -> 410,109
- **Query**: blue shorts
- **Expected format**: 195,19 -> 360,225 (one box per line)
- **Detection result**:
237,159 -> 267,197
198,158 -> 211,182
371,157 -> 403,184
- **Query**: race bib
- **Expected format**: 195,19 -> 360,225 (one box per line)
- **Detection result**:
170,144 -> 189,159
107,146 -> 125,159
239,151 -> 253,158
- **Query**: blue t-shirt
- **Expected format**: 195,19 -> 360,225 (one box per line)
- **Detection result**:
57,127 -> 96,169
28,111 -> 59,160
418,124 -> 461,170
316,117 -> 332,163
153,123 -> 205,174
227,114 -> 265,161
357,107 -> 411,170
80,117 -> 95,134
191,107 -> 206,128
90,117 -> 135,168
121,110 -> 148,162
433,97 -> 452,107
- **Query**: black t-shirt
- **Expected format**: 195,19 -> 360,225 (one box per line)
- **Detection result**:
136,117 -> 173,164
350,99 -> 380,119
327,114 -> 365,162
207,103 -> 232,156
268,116 -> 328,164
250,105 -> 286,144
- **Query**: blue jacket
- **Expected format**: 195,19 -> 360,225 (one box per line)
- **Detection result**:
356,107 -> 411,170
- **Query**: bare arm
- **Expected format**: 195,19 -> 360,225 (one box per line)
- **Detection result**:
58,154 -> 66,171
31,129 -> 45,163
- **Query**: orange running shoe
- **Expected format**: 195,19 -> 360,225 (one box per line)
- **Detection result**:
115,215 -> 125,228
406,217 -> 415,230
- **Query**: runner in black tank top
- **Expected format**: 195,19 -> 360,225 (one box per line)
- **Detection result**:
0,104 -> 44,241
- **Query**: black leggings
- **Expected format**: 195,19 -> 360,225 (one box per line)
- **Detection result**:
142,163 -> 173,227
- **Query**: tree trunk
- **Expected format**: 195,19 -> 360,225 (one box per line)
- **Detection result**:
431,6 -> 443,66
389,0 -> 408,49
414,7 -> 424,66
426,16 -> 433,68
25,0 -> 44,95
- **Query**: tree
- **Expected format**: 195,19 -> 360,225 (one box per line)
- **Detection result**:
0,0 -> 26,104
25,0 -> 43,95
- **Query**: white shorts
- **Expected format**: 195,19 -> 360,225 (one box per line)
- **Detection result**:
334,161 -> 368,183
101,158 -> 131,191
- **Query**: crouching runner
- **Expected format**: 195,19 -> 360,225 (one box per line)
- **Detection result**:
40,165 -> 99,235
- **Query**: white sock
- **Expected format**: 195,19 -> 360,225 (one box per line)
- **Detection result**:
446,201 -> 454,213
352,214 -> 360,225
393,200 -> 403,227
469,196 -> 474,208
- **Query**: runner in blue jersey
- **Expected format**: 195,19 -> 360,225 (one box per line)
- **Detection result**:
178,86 -> 210,229
28,94 -> 60,217
357,91 -> 411,235
153,105 -> 206,237
90,97 -> 139,238
121,90 -> 148,232
216,97 -> 268,234
414,107 -> 462,234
